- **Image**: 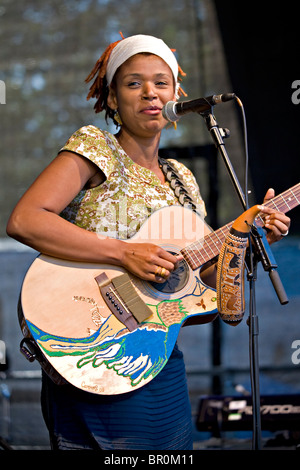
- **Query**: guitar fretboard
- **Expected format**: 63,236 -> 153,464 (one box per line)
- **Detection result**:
182,182 -> 300,270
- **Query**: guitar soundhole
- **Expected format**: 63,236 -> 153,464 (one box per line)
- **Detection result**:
150,252 -> 189,294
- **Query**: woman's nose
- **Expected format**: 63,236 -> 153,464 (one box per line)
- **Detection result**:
142,82 -> 157,100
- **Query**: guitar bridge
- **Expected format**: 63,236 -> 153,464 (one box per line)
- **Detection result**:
95,272 -> 152,331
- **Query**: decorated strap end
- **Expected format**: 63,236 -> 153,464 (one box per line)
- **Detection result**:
217,205 -> 262,325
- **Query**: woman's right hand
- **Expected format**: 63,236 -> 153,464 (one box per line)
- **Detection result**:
120,242 -> 183,283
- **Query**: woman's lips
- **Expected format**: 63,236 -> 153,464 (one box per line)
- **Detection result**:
140,106 -> 162,115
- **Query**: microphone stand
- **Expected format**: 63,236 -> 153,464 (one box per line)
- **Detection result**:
199,108 -> 289,450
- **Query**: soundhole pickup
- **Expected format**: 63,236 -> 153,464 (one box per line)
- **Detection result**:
150,254 -> 189,293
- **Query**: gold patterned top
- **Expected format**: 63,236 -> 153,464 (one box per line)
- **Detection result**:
59,125 -> 206,239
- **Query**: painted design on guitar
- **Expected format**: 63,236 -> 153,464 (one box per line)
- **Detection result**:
26,274 -> 212,390
81,382 -> 104,393
28,299 -> 185,388
72,295 -> 105,329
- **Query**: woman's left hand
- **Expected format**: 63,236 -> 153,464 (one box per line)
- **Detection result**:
262,188 -> 291,244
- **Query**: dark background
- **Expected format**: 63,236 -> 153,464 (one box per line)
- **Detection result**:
214,1 -> 300,231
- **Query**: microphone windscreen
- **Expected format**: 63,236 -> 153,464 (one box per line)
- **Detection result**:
162,101 -> 178,122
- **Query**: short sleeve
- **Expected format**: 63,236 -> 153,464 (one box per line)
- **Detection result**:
59,125 -> 116,178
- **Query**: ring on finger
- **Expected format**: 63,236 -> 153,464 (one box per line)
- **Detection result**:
281,229 -> 289,237
160,267 -> 167,278
155,266 -> 162,277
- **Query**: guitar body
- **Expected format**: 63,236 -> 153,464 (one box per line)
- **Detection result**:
18,182 -> 299,395
19,205 -> 218,395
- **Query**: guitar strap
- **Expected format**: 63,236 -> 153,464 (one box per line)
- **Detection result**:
158,156 -> 201,215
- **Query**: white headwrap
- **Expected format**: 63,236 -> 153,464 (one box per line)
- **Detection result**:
106,34 -> 179,85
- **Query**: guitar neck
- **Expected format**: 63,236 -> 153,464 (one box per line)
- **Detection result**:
182,182 -> 300,270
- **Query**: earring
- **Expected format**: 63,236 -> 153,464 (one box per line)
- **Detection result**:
114,110 -> 123,126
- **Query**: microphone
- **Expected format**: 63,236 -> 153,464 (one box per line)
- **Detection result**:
162,93 -> 236,122
216,205 -> 262,326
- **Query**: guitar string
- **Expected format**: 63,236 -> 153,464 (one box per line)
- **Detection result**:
159,156 -> 214,269
181,184 -> 299,269
160,157 -> 231,265
255,185 -> 300,227
107,286 -> 133,314
159,156 -> 231,269
101,158 -> 204,302
162,182 -> 299,271
105,179 -> 299,296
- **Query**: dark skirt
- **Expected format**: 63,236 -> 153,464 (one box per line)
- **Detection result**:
41,343 -> 193,450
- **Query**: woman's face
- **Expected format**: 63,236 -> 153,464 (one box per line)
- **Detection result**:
107,53 -> 177,138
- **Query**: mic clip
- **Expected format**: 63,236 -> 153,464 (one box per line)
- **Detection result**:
249,224 -> 289,305
219,127 -> 230,139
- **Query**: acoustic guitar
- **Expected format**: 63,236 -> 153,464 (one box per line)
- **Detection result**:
19,183 -> 299,395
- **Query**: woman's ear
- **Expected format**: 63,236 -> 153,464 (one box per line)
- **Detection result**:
107,85 -> 118,111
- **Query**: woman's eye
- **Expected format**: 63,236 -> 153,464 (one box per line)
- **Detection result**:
128,81 -> 141,87
156,82 -> 171,89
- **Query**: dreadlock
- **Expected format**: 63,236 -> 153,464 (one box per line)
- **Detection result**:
85,34 -> 125,123
85,33 -> 187,125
